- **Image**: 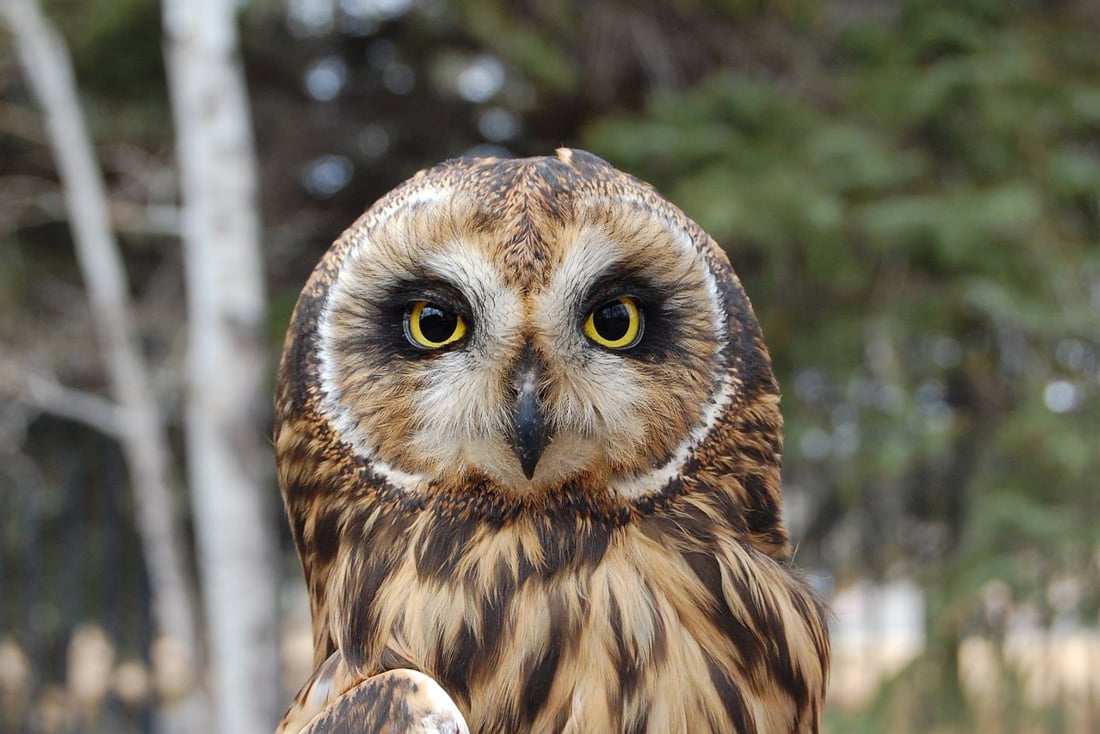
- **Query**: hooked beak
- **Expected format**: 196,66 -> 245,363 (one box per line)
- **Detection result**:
510,350 -> 550,480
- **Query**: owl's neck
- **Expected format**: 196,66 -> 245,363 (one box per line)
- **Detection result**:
325,458 -> 817,731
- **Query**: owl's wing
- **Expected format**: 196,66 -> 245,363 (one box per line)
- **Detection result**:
278,652 -> 469,734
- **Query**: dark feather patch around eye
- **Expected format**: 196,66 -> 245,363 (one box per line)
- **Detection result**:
336,277 -> 474,361
578,269 -> 680,361
386,277 -> 472,318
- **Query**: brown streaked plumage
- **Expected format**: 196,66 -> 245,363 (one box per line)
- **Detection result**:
275,149 -> 829,733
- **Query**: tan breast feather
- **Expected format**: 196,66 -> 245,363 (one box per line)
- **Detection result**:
275,149 -> 829,733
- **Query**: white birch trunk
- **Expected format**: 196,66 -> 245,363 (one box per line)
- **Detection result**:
0,1 -> 207,732
162,1 -> 281,732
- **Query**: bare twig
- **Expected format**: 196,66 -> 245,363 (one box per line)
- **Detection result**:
0,1 -> 207,731
109,199 -> 181,237
0,358 -> 121,437
0,186 -> 181,237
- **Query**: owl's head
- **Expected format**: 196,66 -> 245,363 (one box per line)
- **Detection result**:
279,149 -> 779,508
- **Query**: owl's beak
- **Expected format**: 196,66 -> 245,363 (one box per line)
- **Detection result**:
510,351 -> 550,480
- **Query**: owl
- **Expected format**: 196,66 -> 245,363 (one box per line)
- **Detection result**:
274,149 -> 829,733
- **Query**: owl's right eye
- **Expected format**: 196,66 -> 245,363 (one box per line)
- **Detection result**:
404,301 -> 467,349
585,296 -> 643,350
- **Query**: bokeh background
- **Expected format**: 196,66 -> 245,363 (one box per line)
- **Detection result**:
2,0 -> 1099,732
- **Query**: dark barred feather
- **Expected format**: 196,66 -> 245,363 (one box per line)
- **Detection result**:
275,150 -> 830,733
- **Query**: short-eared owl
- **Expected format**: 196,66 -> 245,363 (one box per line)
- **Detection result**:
275,149 -> 829,733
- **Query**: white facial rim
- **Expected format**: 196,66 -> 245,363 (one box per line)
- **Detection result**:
596,193 -> 735,500
316,185 -> 454,493
315,186 -> 736,500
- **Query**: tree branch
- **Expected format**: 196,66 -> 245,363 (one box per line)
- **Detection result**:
0,358 -> 121,437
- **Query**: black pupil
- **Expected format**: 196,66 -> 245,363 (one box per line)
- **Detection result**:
594,301 -> 631,341
419,304 -> 458,343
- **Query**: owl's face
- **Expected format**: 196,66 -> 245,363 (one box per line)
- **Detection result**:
314,150 -> 745,499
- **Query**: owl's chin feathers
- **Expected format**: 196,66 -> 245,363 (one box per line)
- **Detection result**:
438,433 -> 603,496
376,427 -> 668,501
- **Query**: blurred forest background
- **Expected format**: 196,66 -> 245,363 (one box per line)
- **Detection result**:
1,0 -> 1098,732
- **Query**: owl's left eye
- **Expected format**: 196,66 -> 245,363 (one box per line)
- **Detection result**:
404,301 -> 467,349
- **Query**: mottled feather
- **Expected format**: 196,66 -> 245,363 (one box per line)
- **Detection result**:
276,149 -> 829,733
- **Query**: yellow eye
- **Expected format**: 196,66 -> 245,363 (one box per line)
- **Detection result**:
584,297 -> 643,349
404,301 -> 467,349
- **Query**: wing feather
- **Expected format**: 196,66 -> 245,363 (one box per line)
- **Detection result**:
278,654 -> 468,734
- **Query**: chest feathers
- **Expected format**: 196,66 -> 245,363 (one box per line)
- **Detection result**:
316,493 -> 829,734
